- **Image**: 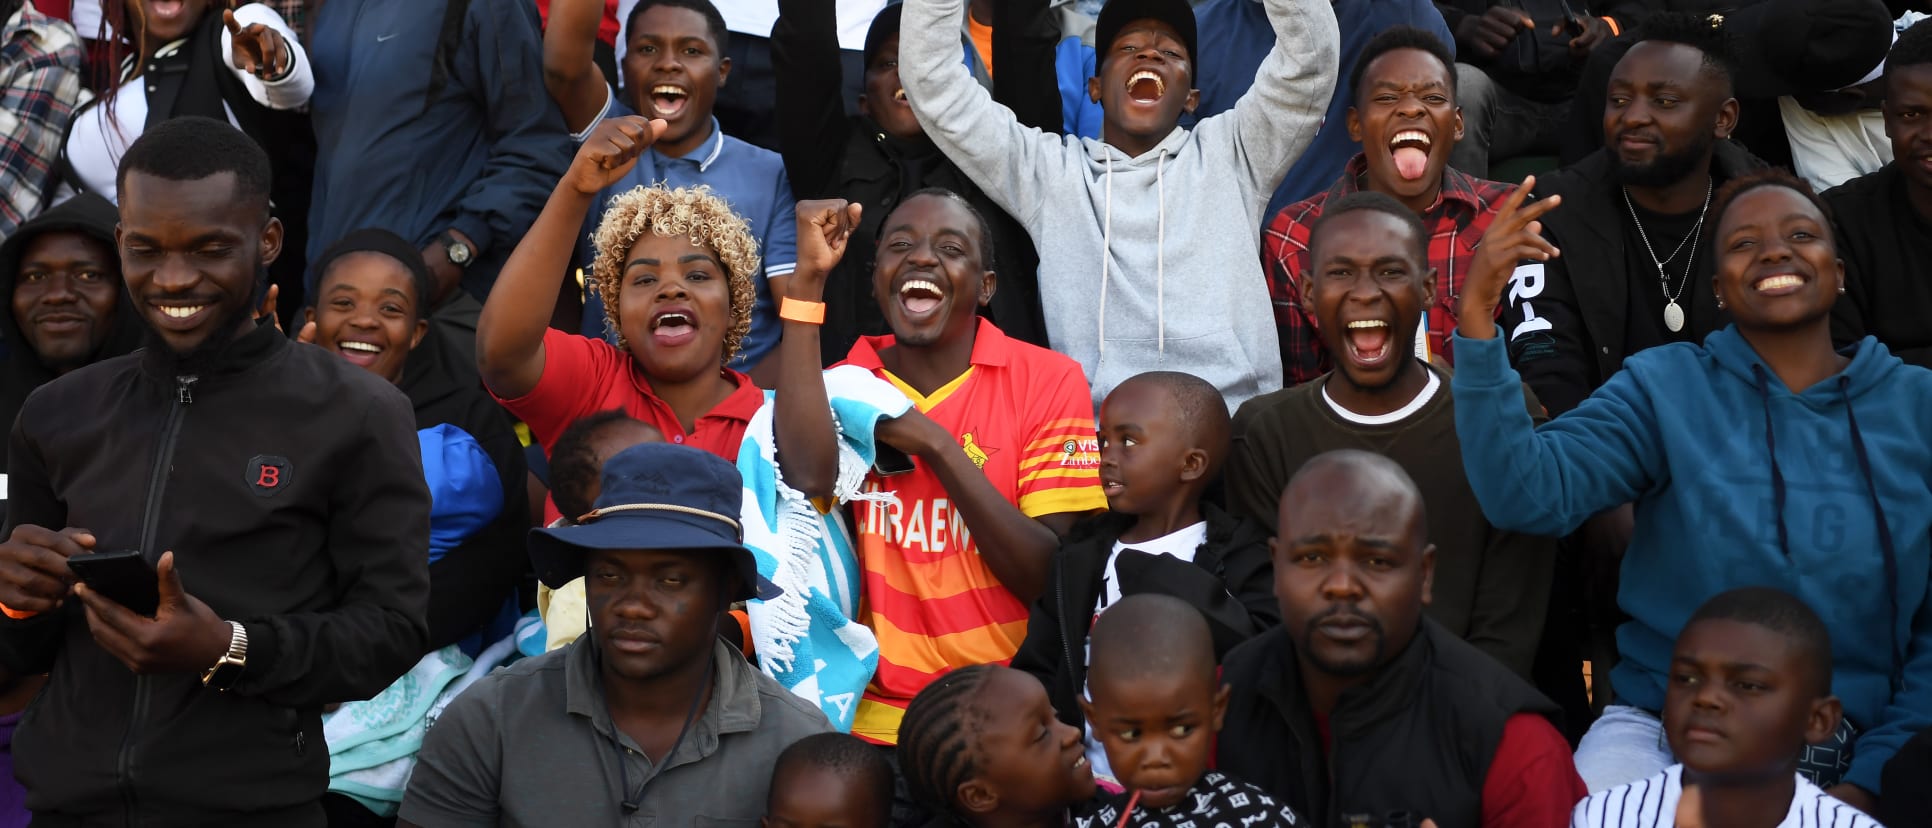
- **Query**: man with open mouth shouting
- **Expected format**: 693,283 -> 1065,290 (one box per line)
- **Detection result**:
1264,26 -> 1519,387
896,0 -> 1340,412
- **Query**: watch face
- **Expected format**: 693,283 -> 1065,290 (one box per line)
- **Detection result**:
448,242 -> 473,265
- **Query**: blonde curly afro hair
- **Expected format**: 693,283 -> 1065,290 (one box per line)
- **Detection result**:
589,183 -> 760,363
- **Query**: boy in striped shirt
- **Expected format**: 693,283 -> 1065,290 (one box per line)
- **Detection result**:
1572,588 -> 1885,828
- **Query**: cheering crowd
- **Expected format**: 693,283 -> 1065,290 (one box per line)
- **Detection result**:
0,0 -> 1930,825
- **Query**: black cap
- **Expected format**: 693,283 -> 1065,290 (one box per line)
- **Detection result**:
864,3 -> 904,69
1718,0 -> 1892,99
1095,0 -> 1198,69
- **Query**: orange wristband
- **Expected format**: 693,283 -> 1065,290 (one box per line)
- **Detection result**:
1601,16 -> 1620,36
2,603 -> 38,620
779,297 -> 826,325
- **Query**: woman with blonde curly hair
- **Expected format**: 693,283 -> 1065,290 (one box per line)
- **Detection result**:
479,116 -> 837,523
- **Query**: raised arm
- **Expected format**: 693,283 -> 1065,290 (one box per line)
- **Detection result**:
542,0 -> 613,136
898,0 -> 1062,226
990,0 -> 1068,133
771,0 -> 853,197
771,200 -> 862,501
1202,0 -> 1339,201
476,116 -> 666,399
221,6 -> 313,111
1453,181 -> 1662,536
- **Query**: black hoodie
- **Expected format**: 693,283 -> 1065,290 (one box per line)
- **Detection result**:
0,194 -> 145,478
1009,504 -> 1278,734
396,325 -> 532,648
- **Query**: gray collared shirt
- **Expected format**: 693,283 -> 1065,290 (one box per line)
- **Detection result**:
400,637 -> 830,826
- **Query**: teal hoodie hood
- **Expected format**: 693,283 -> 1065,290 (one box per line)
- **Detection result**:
1452,328 -> 1932,797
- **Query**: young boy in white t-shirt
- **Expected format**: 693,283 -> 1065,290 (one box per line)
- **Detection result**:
1572,588 -> 1885,828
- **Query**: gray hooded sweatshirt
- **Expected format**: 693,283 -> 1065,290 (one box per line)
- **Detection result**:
898,0 -> 1338,410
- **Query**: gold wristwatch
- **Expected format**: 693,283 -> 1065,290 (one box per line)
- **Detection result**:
201,621 -> 248,691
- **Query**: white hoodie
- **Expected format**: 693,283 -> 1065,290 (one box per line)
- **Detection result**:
897,0 -> 1338,410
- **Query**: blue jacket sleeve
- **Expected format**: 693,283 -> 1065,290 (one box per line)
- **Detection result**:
1451,332 -> 1664,537
442,0 -> 573,260
1846,569 -> 1932,796
765,167 -> 799,281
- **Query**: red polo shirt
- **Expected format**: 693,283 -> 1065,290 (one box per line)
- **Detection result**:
497,328 -> 765,522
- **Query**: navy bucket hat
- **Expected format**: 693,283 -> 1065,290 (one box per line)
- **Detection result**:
527,442 -> 780,602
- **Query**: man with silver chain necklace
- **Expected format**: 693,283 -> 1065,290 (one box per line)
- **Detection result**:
1489,12 -> 1765,732
1498,12 -> 1764,419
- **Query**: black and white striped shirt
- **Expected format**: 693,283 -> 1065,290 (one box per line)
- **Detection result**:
1570,765 -> 1885,828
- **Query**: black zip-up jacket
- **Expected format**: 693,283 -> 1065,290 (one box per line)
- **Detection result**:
1,320 -> 430,827
1010,504 -> 1277,733
772,0 -> 1055,364
1216,620 -> 1560,828
1498,141 -> 1761,416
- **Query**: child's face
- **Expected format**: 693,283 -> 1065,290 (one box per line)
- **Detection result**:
617,233 -> 734,382
858,34 -> 922,141
870,194 -> 994,350
1087,19 -> 1199,153
1664,618 -> 1838,781
960,668 -> 1096,819
622,5 -> 729,157
1097,380 -> 1200,516
764,765 -> 886,828
1080,669 -> 1227,811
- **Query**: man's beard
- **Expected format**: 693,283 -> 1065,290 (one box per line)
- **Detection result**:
144,300 -> 250,372
1614,133 -> 1713,190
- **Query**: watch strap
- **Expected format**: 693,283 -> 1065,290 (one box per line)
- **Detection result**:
202,621 -> 248,690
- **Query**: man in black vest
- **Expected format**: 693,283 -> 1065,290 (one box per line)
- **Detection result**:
1217,449 -> 1584,828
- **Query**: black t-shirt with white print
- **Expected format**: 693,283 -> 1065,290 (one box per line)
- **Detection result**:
1073,770 -> 1302,827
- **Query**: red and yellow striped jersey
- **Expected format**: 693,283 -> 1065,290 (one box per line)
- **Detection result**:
840,320 -> 1106,744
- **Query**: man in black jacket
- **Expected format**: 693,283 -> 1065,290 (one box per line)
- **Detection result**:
1827,18 -> 1932,368
0,116 -> 430,826
1499,13 -> 1759,418
1217,449 -> 1584,828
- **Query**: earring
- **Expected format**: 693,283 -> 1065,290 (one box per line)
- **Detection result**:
1838,286 -> 1847,295
1716,297 -> 1726,310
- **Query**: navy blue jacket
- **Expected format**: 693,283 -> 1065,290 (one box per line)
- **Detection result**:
306,0 -> 571,297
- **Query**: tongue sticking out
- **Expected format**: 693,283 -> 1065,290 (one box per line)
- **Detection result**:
1348,325 -> 1391,358
1393,147 -> 1429,181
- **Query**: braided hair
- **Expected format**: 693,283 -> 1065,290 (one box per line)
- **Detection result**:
896,665 -> 998,821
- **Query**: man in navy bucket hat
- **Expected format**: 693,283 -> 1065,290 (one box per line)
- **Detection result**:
400,444 -> 829,825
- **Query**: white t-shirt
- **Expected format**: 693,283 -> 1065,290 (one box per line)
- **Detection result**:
1079,521 -> 1208,781
1320,366 -> 1440,425
1570,765 -> 1885,828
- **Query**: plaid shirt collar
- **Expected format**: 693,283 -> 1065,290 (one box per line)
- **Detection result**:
1324,153 -> 1491,217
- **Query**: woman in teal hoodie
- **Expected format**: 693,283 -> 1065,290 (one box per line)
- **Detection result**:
1450,169 -> 1932,815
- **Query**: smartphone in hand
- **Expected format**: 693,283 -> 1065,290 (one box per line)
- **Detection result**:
65,550 -> 160,617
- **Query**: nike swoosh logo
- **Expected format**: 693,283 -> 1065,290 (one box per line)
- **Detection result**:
376,33 -> 398,42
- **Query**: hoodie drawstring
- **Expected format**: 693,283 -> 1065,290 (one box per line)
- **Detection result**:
1096,150 -> 1171,359
1156,149 -> 1167,356
1838,376 -> 1906,694
1099,154 -> 1113,358
1751,365 -> 1793,559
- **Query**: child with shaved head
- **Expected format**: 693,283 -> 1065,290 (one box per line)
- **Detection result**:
1075,594 -> 1302,826
1012,371 -> 1277,785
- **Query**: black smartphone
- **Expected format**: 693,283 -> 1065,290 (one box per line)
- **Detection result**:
872,444 -> 916,476
65,550 -> 160,617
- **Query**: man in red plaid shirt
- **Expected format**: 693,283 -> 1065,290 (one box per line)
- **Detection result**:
1262,25 -> 1514,386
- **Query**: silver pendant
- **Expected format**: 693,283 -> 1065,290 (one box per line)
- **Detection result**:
1664,301 -> 1685,333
